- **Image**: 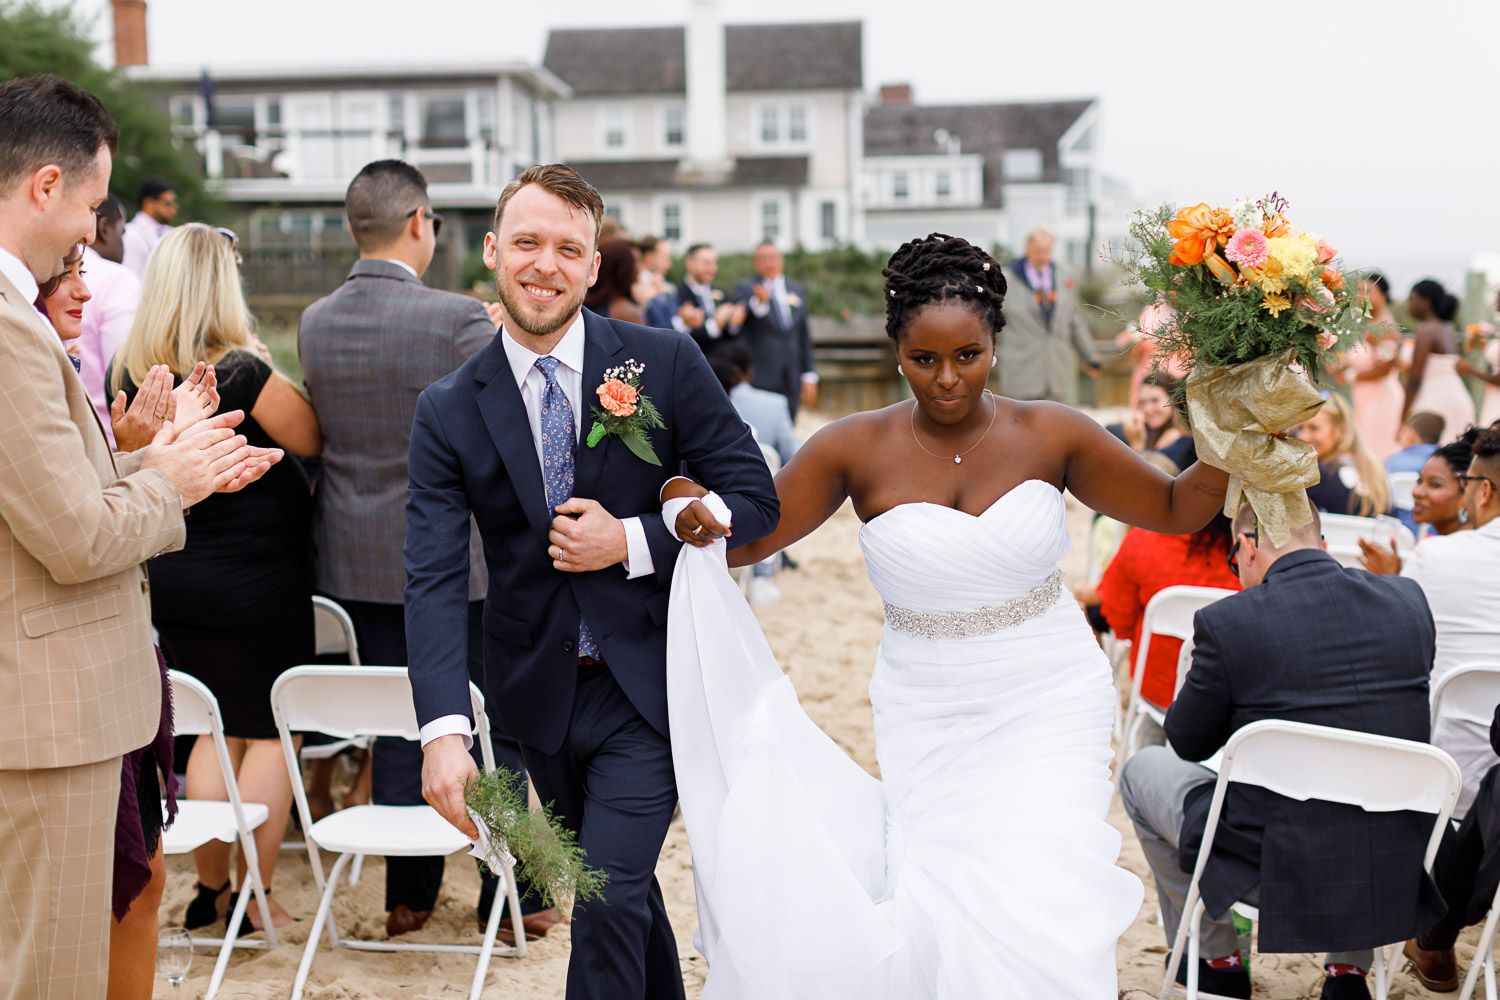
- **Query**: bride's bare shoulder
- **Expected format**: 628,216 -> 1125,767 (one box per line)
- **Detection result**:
800,402 -> 909,454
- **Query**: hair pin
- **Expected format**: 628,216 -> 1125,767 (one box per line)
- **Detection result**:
976,284 -> 984,293
889,289 -> 896,297
982,262 -> 990,271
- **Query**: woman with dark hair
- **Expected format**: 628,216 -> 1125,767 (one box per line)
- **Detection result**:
1404,278 -> 1475,442
1106,373 -> 1195,469
661,233 -> 1233,997
1360,426 -> 1482,573
582,238 -> 646,324
1338,271 -> 1406,458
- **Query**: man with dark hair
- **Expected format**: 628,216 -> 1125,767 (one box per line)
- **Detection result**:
297,159 -> 549,939
1121,503 -> 1442,1000
79,193 -> 140,441
1386,411 -> 1446,532
0,74 -> 278,1000
122,176 -> 176,277
409,163 -> 777,999
658,241 -> 742,348
729,240 -> 816,417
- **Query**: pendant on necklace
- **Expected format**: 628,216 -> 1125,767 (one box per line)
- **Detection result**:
954,455 -> 962,465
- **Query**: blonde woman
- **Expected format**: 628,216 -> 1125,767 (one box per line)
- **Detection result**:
109,223 -> 321,934
1299,392 -> 1394,517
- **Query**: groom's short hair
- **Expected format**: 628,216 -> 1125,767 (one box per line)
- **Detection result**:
0,75 -> 117,193
494,164 -> 604,249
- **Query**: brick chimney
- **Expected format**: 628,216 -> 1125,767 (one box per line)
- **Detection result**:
879,84 -> 912,106
112,0 -> 148,67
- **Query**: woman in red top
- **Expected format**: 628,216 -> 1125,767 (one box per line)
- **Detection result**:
1095,511 -> 1241,708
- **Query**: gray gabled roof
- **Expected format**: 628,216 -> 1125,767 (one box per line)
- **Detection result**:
543,22 -> 862,96
566,156 -> 809,191
864,100 -> 1094,205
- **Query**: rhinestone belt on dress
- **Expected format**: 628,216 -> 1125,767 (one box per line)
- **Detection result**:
881,570 -> 1066,639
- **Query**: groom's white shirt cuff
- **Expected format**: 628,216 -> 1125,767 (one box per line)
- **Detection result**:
420,715 -> 473,750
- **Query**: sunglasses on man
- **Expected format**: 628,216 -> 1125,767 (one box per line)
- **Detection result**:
1227,529 -> 1257,575
406,206 -> 443,237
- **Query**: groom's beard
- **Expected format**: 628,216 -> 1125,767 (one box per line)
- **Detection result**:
496,273 -> 588,339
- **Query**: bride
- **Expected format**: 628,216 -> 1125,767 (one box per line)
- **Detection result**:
661,234 -> 1231,999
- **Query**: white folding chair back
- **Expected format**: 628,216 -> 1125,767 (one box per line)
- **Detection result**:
311,596 -> 361,664
164,671 -> 277,999
1389,471 -> 1419,512
1161,719 -> 1461,1000
1322,512 -> 1417,569
1121,586 -> 1235,761
271,666 -> 519,1000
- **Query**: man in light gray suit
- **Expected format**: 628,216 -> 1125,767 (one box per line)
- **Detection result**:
998,228 -> 1101,403
298,160 -> 552,941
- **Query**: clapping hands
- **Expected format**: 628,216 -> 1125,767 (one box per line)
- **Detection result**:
111,362 -> 220,453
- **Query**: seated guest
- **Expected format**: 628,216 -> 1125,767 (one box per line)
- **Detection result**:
1396,422 -> 1500,819
1094,508 -> 1241,729
1385,411 -> 1446,533
713,341 -> 799,467
1403,703 -> 1500,992
1121,503 -> 1441,1000
1359,426 -> 1479,573
1301,392 -> 1394,517
582,238 -> 646,325
1107,373 -> 1195,471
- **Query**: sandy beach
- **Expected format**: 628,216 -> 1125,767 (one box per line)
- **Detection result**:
154,417 -> 1476,1000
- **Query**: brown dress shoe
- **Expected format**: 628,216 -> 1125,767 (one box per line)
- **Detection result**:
1404,936 -> 1459,992
491,906 -> 560,943
386,904 -> 433,937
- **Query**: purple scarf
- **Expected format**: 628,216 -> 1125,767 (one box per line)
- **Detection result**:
112,645 -> 178,920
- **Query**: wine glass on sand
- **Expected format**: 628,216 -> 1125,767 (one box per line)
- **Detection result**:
157,925 -> 193,996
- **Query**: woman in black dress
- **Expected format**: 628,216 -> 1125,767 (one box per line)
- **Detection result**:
110,224 -> 322,932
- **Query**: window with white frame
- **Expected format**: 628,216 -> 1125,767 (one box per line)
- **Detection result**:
168,94 -> 199,131
892,171 -> 909,201
820,200 -> 837,241
1001,148 -> 1044,182
604,204 -> 623,222
662,106 -> 685,148
600,106 -> 628,152
388,94 -> 406,136
759,105 -> 779,144
787,104 -> 807,143
759,199 -> 781,243
420,95 -> 467,147
661,201 -> 683,241
935,170 -> 952,199
476,90 -> 495,145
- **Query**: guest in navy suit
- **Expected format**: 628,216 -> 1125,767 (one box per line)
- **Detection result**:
405,165 -> 778,1000
661,243 -> 742,350
730,241 -> 816,418
1121,502 -> 1442,1000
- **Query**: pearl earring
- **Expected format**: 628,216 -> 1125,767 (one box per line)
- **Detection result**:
990,357 -> 998,369
897,365 -> 905,376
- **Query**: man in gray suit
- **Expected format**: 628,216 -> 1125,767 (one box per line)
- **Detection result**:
298,160 -> 551,940
998,228 -> 1101,403
729,241 -> 817,419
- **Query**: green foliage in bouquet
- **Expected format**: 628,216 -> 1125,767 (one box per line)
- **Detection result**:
465,767 -> 608,908
1113,199 -> 1367,379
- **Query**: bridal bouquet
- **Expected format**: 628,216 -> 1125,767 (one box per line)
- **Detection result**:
465,766 -> 607,909
1114,193 -> 1365,545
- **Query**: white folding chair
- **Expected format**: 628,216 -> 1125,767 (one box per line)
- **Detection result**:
163,671 -> 277,1000
1160,719 -> 1462,1000
1321,512 -> 1417,569
1424,665 -> 1500,999
1389,471 -> 1419,513
271,666 -> 526,1000
1121,586 -> 1236,762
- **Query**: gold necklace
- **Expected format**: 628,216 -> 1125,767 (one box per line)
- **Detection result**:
909,391 -> 996,465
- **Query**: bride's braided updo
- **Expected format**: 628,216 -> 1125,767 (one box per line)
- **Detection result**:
881,233 -> 1007,342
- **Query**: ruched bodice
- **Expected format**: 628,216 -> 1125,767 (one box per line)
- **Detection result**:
667,483 -> 1142,999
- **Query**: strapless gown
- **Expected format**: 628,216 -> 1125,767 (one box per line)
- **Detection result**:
1411,353 -> 1476,444
666,480 -> 1143,999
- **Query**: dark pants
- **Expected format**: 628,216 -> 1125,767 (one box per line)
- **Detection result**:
1427,763 -> 1500,947
522,660 -> 685,1000
337,598 -> 539,916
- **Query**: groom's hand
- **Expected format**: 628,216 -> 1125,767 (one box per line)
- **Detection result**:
422,735 -> 479,838
550,498 -> 627,572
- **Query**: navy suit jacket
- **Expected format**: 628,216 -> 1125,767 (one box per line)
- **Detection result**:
1166,549 -> 1444,952
729,276 -> 814,412
404,309 -> 778,754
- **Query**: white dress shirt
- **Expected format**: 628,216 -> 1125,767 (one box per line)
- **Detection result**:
745,273 -> 818,384
371,257 -> 419,279
0,244 -> 41,305
78,247 -> 141,441
122,212 -> 171,278
672,277 -> 722,339
418,311 -> 656,748
1402,516 -> 1500,817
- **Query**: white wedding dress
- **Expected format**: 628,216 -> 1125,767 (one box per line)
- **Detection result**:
666,480 -> 1143,999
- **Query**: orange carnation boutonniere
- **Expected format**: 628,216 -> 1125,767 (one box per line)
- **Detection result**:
586,360 -> 665,466
1166,203 -> 1235,266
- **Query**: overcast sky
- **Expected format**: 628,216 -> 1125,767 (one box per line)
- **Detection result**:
68,0 -> 1500,295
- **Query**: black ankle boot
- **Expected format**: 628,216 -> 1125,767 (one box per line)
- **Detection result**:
183,880 -> 229,931
226,888 -> 272,939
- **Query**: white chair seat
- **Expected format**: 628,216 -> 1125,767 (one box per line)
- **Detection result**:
306,804 -> 469,857
161,800 -> 270,854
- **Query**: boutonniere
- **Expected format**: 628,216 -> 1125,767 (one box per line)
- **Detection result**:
786,292 -> 802,310
587,360 -> 664,466
712,289 -> 724,302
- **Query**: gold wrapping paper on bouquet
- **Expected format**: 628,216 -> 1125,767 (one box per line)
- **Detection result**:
1185,348 -> 1325,547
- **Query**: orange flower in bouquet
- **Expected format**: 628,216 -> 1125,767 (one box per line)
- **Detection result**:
1166,203 -> 1235,266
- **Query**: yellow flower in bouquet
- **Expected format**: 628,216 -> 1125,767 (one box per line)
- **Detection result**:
1261,292 -> 1291,317
1265,234 -> 1319,278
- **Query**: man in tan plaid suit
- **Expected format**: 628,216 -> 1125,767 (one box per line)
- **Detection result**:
0,76 -> 281,999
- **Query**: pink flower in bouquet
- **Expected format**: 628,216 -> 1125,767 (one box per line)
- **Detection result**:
596,378 -> 639,418
1315,237 -> 1338,264
1225,228 -> 1269,268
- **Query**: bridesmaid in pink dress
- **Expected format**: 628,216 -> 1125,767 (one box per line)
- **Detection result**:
1456,319 -> 1500,429
1339,273 -> 1405,458
1123,302 -> 1188,407
1403,278 -> 1476,444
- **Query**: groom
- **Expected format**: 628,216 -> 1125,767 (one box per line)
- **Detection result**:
406,164 -> 778,999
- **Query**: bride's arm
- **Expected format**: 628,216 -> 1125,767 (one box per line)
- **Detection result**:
663,420 -> 854,568
1044,402 -> 1230,534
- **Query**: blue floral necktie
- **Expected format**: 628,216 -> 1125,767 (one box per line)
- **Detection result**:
534,356 -> 599,659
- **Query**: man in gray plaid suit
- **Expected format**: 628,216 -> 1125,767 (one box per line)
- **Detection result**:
299,160 -> 551,940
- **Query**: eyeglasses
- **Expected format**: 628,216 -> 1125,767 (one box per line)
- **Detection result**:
1227,529 -> 1258,575
1457,474 -> 1497,491
405,207 -> 443,237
